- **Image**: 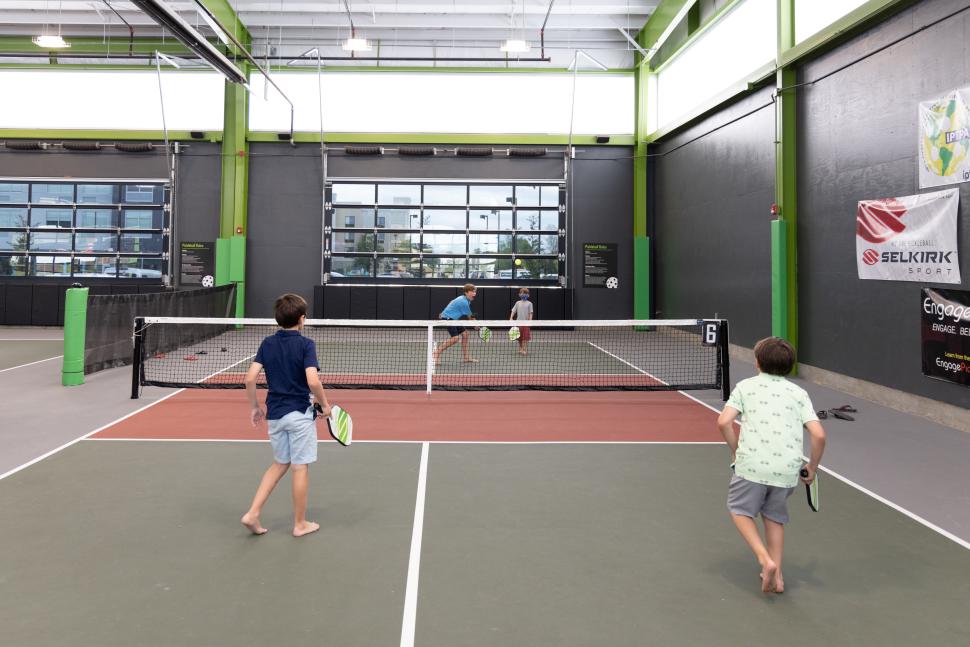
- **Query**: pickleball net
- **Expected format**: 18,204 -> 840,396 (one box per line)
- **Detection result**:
131,317 -> 730,399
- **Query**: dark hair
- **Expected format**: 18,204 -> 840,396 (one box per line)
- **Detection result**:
463,283 -> 477,294
753,336 -> 796,376
274,293 -> 307,328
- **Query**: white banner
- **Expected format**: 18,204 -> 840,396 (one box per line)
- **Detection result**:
918,88 -> 970,188
856,188 -> 961,284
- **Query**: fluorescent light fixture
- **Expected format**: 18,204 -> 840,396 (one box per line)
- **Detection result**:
33,35 -> 70,49
130,0 -> 247,85
341,37 -> 372,52
500,39 -> 531,54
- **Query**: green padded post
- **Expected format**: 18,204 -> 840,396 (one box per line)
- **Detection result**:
215,237 -> 230,286
62,286 -> 89,386
634,236 -> 651,319
771,220 -> 788,340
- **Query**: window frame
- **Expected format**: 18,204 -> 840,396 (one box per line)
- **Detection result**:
324,180 -> 564,285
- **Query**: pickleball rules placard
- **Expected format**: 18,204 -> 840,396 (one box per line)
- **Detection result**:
921,288 -> 970,387
583,243 -> 618,288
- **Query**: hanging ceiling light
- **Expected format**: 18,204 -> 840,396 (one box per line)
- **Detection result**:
341,37 -> 371,52
500,0 -> 531,54
33,1 -> 70,49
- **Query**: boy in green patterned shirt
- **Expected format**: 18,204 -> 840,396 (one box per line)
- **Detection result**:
717,337 -> 826,594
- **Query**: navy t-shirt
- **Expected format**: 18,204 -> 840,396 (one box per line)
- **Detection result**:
254,330 -> 319,420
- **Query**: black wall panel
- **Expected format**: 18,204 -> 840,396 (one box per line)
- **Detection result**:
30,285 -> 59,325
484,288 -> 512,320
651,86 -> 776,348
797,0 -> 970,409
313,285 -> 325,318
322,286 -> 351,319
403,287 -> 430,319
5,285 -> 31,325
376,288 -> 404,319
535,288 -> 565,320
0,284 -> 6,325
349,286 -> 378,319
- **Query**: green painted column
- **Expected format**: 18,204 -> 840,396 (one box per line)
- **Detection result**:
218,73 -> 249,317
774,0 -> 798,349
633,29 -> 652,319
62,286 -> 88,386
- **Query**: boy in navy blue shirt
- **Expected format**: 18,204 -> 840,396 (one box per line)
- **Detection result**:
241,294 -> 331,537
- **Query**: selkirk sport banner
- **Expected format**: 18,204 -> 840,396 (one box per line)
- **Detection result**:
921,288 -> 970,387
856,188 -> 961,284
919,88 -> 970,188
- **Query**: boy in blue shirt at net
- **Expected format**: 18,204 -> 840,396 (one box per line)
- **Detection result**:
432,283 -> 479,365
240,293 -> 332,538
717,337 -> 826,593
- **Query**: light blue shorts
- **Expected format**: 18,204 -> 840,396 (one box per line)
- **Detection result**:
267,406 -> 318,465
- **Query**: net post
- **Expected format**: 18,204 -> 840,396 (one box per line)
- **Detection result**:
131,317 -> 145,399
425,324 -> 434,395
718,319 -> 731,401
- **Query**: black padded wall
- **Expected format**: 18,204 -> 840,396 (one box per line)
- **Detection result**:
798,0 -> 970,409
651,86 -> 776,348
246,143 -> 635,319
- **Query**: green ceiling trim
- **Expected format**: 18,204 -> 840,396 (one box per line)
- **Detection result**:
246,132 -> 635,145
637,0 -> 693,55
198,0 -> 252,48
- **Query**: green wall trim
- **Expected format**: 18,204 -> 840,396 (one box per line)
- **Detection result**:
0,129 -> 222,142
268,65 -> 633,75
246,132 -> 635,146
778,0 -> 916,67
62,286 -> 88,387
770,220 -> 789,342
634,237 -> 651,319
228,236 -> 246,283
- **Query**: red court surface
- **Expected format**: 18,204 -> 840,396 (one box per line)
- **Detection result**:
93,389 -> 723,442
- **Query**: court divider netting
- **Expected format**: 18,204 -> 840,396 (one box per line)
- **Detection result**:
130,318 -> 730,399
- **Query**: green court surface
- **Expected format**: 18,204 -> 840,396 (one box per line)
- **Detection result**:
2,441 -> 967,647
0,339 -> 63,371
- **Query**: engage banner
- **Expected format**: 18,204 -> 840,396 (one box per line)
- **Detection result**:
856,188 -> 961,284
921,289 -> 970,387
919,88 -> 970,188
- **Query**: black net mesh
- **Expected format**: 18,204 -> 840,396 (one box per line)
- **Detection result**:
85,285 -> 236,374
135,318 -> 726,394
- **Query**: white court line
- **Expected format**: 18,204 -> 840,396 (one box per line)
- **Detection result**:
0,355 -> 63,374
0,338 -> 63,341
0,388 -> 186,482
400,441 -> 429,647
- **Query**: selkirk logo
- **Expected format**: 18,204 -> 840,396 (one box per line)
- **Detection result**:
861,250 -> 954,264
862,249 -> 879,265
857,198 -> 907,243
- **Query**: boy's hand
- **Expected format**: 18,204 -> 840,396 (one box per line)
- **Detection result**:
250,407 -> 266,427
799,465 -> 817,484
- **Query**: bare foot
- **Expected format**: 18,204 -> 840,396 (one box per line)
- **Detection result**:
241,513 -> 268,535
518,349 -> 527,355
760,560 -> 778,593
463,358 -> 480,363
293,521 -> 320,537
773,572 -> 785,594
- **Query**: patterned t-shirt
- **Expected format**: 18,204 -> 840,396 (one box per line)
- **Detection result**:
725,373 -> 818,488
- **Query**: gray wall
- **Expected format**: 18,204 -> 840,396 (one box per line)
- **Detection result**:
246,143 -> 634,319
651,86 -> 777,348
798,0 -> 970,409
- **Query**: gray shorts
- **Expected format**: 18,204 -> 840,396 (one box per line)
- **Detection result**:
267,406 -> 318,465
727,473 -> 794,524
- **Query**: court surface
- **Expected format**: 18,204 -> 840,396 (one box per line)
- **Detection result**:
2,385 -> 969,647
0,327 -> 62,371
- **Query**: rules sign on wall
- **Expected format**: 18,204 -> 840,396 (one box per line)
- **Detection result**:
583,243 -> 618,288
180,242 -> 215,287
921,288 -> 970,387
